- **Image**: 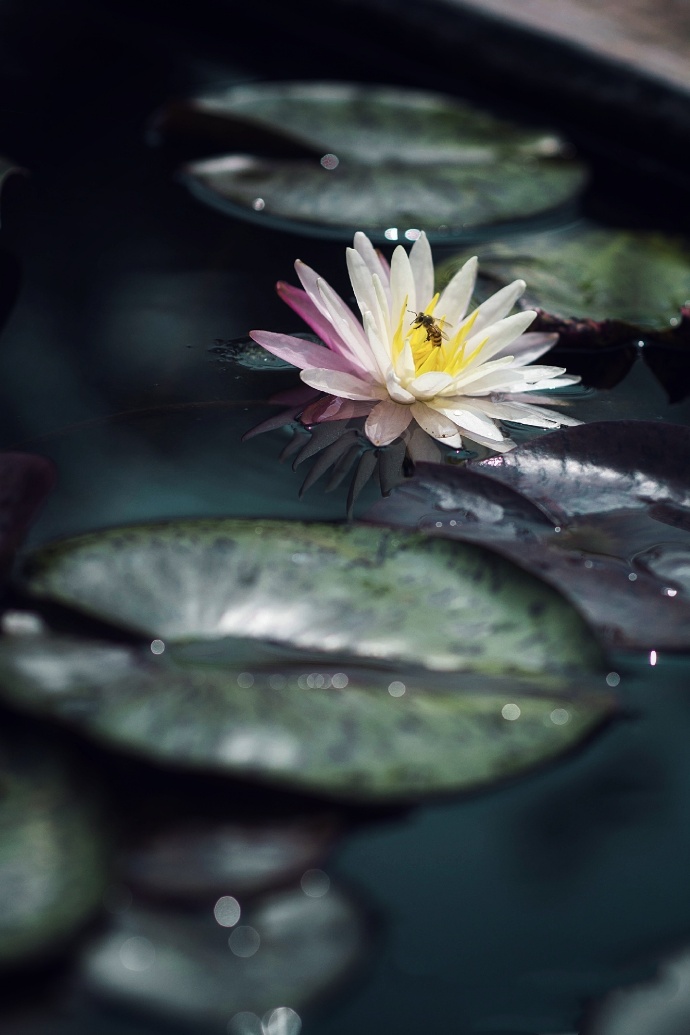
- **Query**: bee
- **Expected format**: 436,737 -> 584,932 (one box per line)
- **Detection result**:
408,311 -> 452,347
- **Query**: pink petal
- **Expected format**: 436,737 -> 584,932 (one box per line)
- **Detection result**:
276,282 -> 349,355
300,396 -> 374,424
249,331 -> 357,374
364,400 -> 413,446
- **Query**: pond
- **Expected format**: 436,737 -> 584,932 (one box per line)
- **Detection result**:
2,4 -> 690,1034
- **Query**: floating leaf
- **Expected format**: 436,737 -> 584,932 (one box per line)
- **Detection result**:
19,518 -> 602,676
472,421 -> 690,523
439,224 -> 690,396
446,223 -> 690,328
167,81 -> 586,241
0,632 -> 611,800
366,422 -> 690,650
0,718 -> 108,963
80,885 -> 366,1026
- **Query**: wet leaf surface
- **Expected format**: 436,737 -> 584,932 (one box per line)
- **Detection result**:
80,884 -> 367,1027
366,422 -> 690,649
18,518 -> 602,675
440,224 -> 690,397
167,82 -> 586,241
0,633 -> 611,801
449,223 -> 690,328
472,421 -> 690,522
0,717 -> 108,963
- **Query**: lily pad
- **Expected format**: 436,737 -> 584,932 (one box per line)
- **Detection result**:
168,81 -> 586,241
0,718 -> 108,963
0,633 -> 611,801
80,884 -> 366,1027
365,422 -> 690,650
19,518 -> 602,676
446,223 -> 690,328
472,421 -> 690,523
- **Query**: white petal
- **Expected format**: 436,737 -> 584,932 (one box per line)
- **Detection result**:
410,402 -> 464,446
394,339 -> 416,383
461,279 -> 526,339
353,231 -> 391,297
409,231 -> 434,310
433,402 -> 504,441
299,368 -> 387,401
316,279 -> 380,377
390,245 -> 416,335
407,370 -> 455,399
362,310 -> 394,381
364,399 -> 413,446
437,255 -> 478,326
295,261 -> 370,360
464,310 -> 537,364
494,332 -> 558,365
386,370 -> 416,404
478,399 -> 564,428
441,355 -> 522,394
517,376 -> 581,391
347,247 -> 388,346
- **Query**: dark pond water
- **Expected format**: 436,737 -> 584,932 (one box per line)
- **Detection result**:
2,3 -> 690,1034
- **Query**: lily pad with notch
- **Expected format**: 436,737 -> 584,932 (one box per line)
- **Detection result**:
18,518 -> 602,676
160,81 -> 587,242
0,631 -> 611,801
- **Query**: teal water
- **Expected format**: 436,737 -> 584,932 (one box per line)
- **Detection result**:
2,4 -> 690,1034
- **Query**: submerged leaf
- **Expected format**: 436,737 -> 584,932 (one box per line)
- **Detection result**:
0,634 -> 611,800
19,518 -> 602,676
81,885 -> 366,1026
0,718 -> 107,962
170,81 -> 586,240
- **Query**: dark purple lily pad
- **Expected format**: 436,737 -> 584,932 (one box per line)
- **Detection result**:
472,421 -> 690,523
365,421 -> 690,650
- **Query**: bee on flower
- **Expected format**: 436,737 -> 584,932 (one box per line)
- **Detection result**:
250,231 -> 581,454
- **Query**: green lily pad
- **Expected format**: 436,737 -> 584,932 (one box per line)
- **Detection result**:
19,519 -> 602,676
80,885 -> 366,1026
0,633 -> 611,801
443,223 -> 690,328
0,718 -> 108,962
170,81 -> 586,241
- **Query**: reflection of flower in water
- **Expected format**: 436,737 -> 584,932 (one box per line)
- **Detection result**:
250,231 -> 581,452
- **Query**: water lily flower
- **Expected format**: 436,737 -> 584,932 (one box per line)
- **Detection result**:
250,232 -> 581,452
